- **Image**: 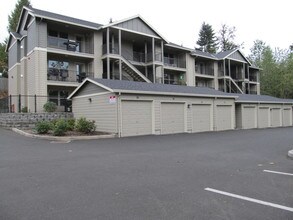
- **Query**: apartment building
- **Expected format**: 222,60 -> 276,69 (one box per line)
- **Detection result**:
6,5 -> 260,112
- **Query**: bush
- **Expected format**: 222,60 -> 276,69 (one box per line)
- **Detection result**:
43,101 -> 57,112
75,117 -> 96,134
35,121 -> 52,134
67,118 -> 76,131
21,106 -> 28,113
53,119 -> 68,136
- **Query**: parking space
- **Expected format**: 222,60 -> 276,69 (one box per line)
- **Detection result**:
0,127 -> 293,219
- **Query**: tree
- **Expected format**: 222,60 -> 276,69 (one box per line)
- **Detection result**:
248,40 -> 267,67
0,0 -> 31,79
7,0 -> 31,33
196,22 -> 217,53
217,24 -> 242,51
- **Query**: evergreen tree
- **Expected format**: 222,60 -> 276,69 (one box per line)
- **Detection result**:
7,0 -> 31,32
196,22 -> 217,53
0,0 -> 31,78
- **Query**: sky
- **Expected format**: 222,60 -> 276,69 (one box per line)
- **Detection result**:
0,0 -> 292,54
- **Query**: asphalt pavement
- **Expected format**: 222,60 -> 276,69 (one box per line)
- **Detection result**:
0,127 -> 292,219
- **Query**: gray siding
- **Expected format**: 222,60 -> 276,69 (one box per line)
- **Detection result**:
228,51 -> 247,62
72,93 -> 118,133
27,20 -> 37,52
116,18 -> 159,37
38,21 -> 47,48
75,82 -> 108,97
8,42 -> 20,69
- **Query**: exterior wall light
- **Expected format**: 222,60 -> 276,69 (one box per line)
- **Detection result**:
88,98 -> 92,103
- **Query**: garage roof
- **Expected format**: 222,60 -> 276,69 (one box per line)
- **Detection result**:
68,79 -> 237,99
236,94 -> 293,104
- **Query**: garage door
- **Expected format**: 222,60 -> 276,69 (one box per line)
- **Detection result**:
270,108 -> 281,127
192,104 -> 212,132
216,105 -> 232,131
283,108 -> 291,127
161,103 -> 185,134
258,107 -> 270,128
242,106 -> 256,129
121,100 -> 152,137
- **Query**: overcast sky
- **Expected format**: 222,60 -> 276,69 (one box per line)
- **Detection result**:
1,0 -> 292,54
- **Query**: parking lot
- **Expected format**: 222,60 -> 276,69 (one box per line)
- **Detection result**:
0,127 -> 292,219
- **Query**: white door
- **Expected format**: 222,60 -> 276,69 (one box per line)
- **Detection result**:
121,100 -> 152,137
258,107 -> 270,128
192,104 -> 212,132
161,103 -> 185,134
283,108 -> 292,127
270,108 -> 281,127
242,106 -> 256,129
216,105 -> 232,131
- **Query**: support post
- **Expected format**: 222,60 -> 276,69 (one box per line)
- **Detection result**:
34,94 -> 37,113
152,38 -> 155,83
106,28 -> 110,79
119,29 -> 122,80
9,95 -> 12,113
223,60 -> 227,92
18,94 -> 21,113
228,59 -> 231,93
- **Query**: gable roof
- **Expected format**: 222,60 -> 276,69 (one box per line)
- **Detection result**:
165,42 -> 193,52
22,6 -> 102,31
215,48 -> 252,65
68,79 -> 237,99
236,94 -> 293,104
100,15 -> 169,43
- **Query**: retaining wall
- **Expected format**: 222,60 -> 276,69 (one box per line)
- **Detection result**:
0,112 -> 73,128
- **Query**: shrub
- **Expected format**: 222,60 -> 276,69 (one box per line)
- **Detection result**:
67,118 -> 76,131
21,106 -> 28,113
43,101 -> 57,112
75,117 -> 96,134
53,119 -> 68,136
35,121 -> 52,134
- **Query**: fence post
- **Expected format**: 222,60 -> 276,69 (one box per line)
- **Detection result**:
18,94 -> 21,113
9,95 -> 12,113
34,94 -> 37,113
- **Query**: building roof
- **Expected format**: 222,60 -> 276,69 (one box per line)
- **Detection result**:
68,79 -> 237,99
27,6 -> 103,30
235,94 -> 293,104
215,48 -> 238,59
191,49 -> 218,60
165,42 -> 193,51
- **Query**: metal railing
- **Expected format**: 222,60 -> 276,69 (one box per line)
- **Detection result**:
47,36 -> 93,54
47,68 -> 94,83
0,95 -> 72,113
164,57 -> 186,68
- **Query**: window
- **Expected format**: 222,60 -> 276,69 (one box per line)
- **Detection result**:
48,90 -> 69,106
48,30 -> 58,37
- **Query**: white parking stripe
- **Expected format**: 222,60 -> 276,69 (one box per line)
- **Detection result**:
205,188 -> 293,212
263,170 -> 293,176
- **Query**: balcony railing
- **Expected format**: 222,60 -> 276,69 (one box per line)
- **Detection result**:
164,57 -> 186,68
47,36 -> 93,54
249,75 -> 257,82
47,68 -> 94,83
195,65 -> 214,76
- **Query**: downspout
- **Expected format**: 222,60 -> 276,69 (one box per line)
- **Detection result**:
117,92 -> 121,137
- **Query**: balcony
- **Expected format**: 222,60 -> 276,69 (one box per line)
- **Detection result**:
195,65 -> 214,76
47,36 -> 93,54
47,68 -> 94,83
164,57 -> 186,68
249,75 -> 257,82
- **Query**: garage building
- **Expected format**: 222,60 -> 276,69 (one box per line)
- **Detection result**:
235,94 -> 293,129
68,79 -> 236,137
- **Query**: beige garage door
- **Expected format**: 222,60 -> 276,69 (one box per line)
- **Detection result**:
192,104 -> 212,132
283,108 -> 291,127
161,103 -> 185,134
121,100 -> 152,137
258,107 -> 270,128
270,108 -> 281,127
216,105 -> 232,131
242,106 -> 256,129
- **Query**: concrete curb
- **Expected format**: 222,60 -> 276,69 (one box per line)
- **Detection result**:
12,128 -> 116,141
288,149 -> 293,159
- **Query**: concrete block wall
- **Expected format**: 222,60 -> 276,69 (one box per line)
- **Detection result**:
0,112 -> 73,128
